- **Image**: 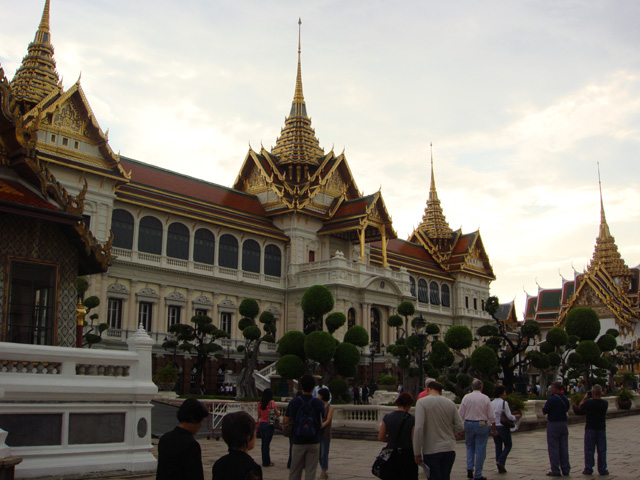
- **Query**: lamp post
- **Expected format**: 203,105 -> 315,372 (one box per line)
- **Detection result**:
414,314 -> 427,394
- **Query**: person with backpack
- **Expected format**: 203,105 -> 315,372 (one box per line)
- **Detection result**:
284,374 -> 325,480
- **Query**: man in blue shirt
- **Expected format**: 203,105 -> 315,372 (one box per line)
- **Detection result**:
285,374 -> 325,480
542,382 -> 570,476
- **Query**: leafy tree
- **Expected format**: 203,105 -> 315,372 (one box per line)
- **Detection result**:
301,285 -> 334,331
76,277 -> 108,348
479,295 -> 542,393
166,314 -> 229,392
235,299 -> 277,399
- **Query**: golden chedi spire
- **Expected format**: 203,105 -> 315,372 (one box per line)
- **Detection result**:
419,145 -> 453,245
271,18 -> 324,165
11,0 -> 60,114
588,164 -> 630,282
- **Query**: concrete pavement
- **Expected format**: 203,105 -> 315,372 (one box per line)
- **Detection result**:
42,414 -> 639,480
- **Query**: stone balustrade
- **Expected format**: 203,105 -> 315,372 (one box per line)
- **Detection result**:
0,326 -> 158,478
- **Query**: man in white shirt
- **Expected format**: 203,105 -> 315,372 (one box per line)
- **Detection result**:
458,379 -> 498,480
490,385 -> 520,473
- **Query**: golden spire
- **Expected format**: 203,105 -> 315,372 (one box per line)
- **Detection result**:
272,18 -> 324,165
419,144 -> 453,243
11,0 -> 60,114
588,163 -> 630,281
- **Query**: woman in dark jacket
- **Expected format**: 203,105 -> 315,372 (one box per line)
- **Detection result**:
377,392 -> 418,480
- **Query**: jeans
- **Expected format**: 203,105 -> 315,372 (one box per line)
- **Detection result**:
259,422 -> 274,466
289,443 -> 319,480
318,437 -> 330,471
464,420 -> 490,478
423,451 -> 456,480
547,421 -> 570,475
584,428 -> 607,474
494,425 -> 513,465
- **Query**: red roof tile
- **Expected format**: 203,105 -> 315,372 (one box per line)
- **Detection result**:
0,179 -> 57,211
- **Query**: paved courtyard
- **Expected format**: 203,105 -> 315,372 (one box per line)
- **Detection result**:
49,414 -> 639,480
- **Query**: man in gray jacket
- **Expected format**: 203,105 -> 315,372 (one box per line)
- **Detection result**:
413,381 -> 464,480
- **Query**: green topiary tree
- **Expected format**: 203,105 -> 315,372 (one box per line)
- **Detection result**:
565,307 -> 601,341
167,314 -> 229,392
301,285 -> 334,331
235,298 -> 278,399
76,277 -> 108,348
470,346 -> 499,378
478,295 -> 542,393
276,354 -> 305,380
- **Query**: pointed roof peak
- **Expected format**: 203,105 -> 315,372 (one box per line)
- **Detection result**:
11,0 -> 60,113
271,18 -> 324,165
588,163 -> 630,282
418,145 -> 453,242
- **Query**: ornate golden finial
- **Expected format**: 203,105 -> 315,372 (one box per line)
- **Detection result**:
11,0 -> 60,112
418,144 -> 452,243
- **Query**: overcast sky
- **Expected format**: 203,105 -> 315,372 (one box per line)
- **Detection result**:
2,0 -> 639,318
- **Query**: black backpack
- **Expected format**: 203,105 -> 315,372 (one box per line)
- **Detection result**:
294,397 -> 317,439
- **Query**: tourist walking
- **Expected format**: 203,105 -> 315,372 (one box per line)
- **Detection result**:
491,385 -> 520,474
377,392 -> 418,480
579,384 -> 609,475
285,374 -> 325,480
156,398 -> 209,480
318,388 -> 334,479
211,411 -> 263,480
542,381 -> 571,476
413,381 -> 464,480
257,388 -> 279,467
458,379 -> 497,480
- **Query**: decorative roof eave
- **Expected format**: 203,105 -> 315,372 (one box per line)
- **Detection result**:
24,81 -> 131,182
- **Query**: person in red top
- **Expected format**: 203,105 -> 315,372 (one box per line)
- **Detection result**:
417,377 -> 436,400
257,388 -> 280,467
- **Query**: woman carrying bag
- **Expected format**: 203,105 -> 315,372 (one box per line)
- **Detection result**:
491,385 -> 520,474
376,392 -> 418,480
257,388 -> 279,467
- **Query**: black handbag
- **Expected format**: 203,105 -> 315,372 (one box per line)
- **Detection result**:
372,414 -> 408,479
500,400 -> 515,428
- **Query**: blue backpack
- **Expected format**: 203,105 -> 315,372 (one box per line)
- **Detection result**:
294,397 -> 317,439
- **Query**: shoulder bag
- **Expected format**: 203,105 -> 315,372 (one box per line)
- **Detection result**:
500,400 -> 515,428
372,413 -> 408,479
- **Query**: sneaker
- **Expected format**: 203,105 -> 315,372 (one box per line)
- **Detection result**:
467,470 -> 474,479
599,471 -> 609,476
497,463 -> 507,474
582,470 -> 593,475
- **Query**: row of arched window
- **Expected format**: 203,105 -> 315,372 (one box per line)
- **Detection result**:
409,277 -> 451,307
111,209 -> 282,277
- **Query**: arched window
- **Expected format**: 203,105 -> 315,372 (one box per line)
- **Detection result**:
167,222 -> 189,260
138,216 -> 163,255
194,228 -> 215,265
242,239 -> 261,273
347,308 -> 356,329
441,284 -> 451,307
418,279 -> 428,303
111,209 -> 133,249
409,276 -> 416,297
264,244 -> 282,277
218,234 -> 238,269
430,281 -> 440,305
370,308 -> 381,352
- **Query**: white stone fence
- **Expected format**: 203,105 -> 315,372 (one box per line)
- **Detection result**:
273,393 -> 640,433
0,326 -> 158,479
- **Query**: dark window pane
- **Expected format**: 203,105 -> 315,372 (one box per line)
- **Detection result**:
242,239 -> 260,273
111,209 -> 134,249
167,222 -> 189,260
418,279 -> 428,303
264,244 -> 281,277
194,229 -> 215,265
6,261 -> 57,345
138,302 -> 153,332
218,235 -> 238,269
441,285 -> 450,307
138,216 -> 163,255
107,298 -> 122,330
410,276 -> 416,297
430,281 -> 440,305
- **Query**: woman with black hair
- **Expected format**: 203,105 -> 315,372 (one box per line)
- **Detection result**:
211,411 -> 262,480
257,387 -> 280,467
377,392 -> 418,480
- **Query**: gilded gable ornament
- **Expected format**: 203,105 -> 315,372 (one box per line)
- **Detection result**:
53,102 -> 83,133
